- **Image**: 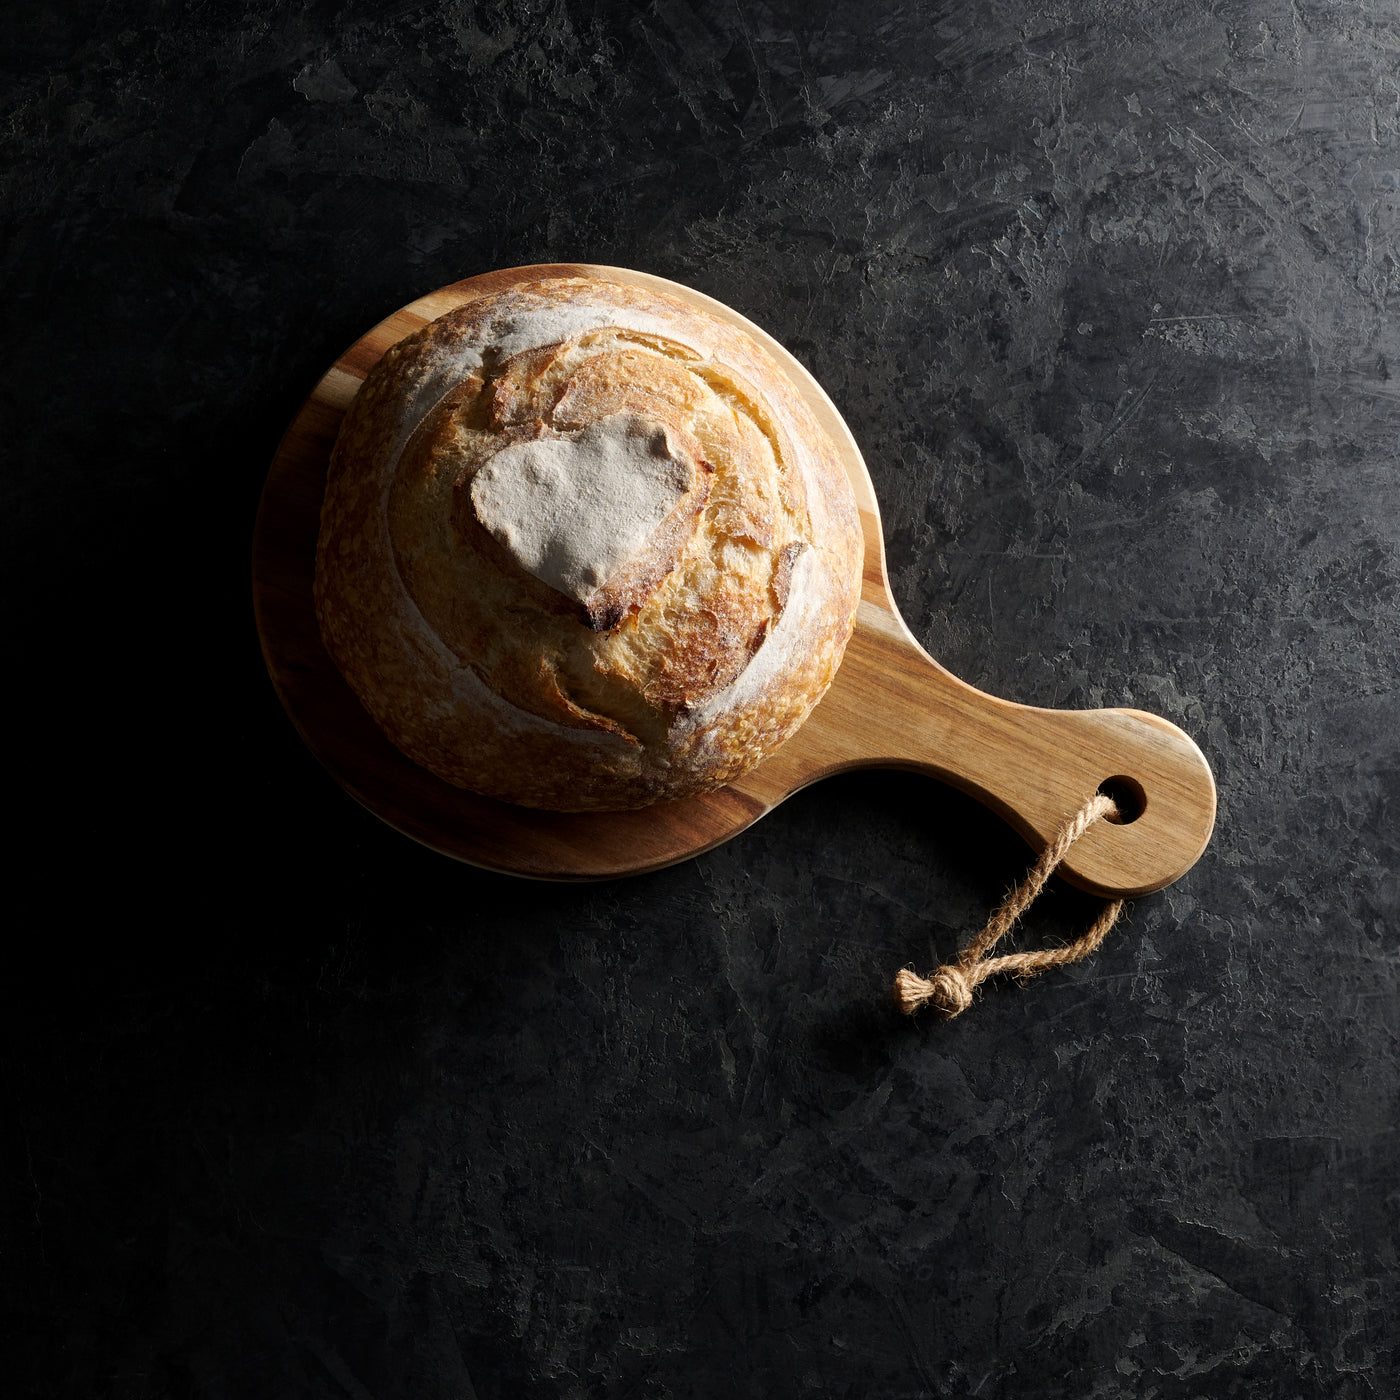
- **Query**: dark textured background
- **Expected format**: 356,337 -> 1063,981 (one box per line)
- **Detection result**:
5,1 -> 1398,1395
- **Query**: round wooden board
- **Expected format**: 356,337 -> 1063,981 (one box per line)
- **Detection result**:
253,265 -> 1215,896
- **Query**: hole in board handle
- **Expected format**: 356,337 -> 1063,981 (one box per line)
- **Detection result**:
1097,775 -> 1146,825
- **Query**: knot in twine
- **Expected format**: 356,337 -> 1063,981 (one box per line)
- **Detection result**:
893,964 -> 973,1018
894,792 -> 1125,1020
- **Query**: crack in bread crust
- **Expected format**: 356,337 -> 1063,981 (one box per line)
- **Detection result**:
315,277 -> 863,811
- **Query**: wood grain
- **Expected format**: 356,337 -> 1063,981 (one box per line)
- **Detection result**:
252,264 -> 1216,897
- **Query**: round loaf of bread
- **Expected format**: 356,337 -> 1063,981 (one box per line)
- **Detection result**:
314,275 -> 863,811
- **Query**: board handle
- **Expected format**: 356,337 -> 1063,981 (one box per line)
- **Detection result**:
801,603 -> 1217,898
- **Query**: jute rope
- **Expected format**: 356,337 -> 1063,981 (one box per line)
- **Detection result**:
893,793 -> 1125,1018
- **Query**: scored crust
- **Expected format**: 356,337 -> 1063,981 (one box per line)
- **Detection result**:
314,276 -> 863,811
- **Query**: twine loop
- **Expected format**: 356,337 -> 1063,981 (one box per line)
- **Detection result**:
894,792 -> 1126,1020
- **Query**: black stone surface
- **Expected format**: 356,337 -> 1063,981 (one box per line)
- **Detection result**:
4,2 -> 1398,1396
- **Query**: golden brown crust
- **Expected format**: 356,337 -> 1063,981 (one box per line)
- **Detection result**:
314,276 -> 863,811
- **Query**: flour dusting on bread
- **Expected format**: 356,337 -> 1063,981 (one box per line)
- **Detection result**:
470,414 -> 694,603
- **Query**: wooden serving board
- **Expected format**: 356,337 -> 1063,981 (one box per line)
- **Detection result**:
253,264 -> 1216,898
